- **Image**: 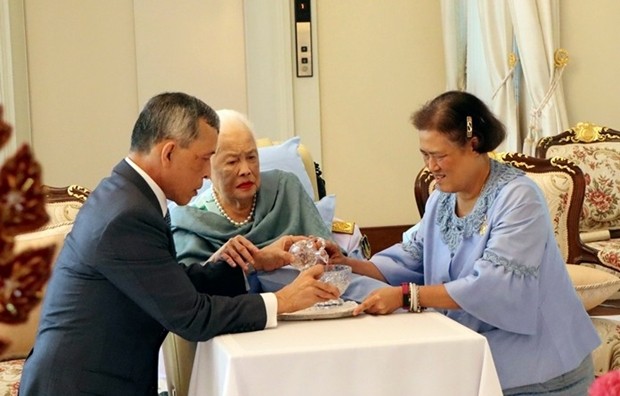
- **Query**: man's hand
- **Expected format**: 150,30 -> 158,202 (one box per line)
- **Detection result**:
210,235 -> 259,272
352,286 -> 401,316
274,264 -> 340,314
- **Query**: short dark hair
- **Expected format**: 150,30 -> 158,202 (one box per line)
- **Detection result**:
411,91 -> 505,153
130,92 -> 220,153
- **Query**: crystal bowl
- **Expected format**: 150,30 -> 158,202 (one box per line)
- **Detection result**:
319,264 -> 352,295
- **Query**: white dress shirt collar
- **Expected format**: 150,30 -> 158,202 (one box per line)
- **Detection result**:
124,157 -> 168,217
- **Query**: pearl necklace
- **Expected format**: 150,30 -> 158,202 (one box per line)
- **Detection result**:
212,189 -> 256,227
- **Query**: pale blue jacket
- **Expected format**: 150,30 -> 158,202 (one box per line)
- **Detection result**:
373,160 -> 599,389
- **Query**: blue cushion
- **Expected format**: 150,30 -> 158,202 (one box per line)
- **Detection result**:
258,137 -> 314,199
315,194 -> 336,226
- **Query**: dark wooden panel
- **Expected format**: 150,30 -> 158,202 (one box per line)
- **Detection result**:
360,224 -> 414,256
588,299 -> 620,316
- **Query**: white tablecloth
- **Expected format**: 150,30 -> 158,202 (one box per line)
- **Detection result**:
189,311 -> 502,396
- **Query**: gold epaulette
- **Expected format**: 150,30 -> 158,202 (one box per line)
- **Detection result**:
331,220 -> 355,235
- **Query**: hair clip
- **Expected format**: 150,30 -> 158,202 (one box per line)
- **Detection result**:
466,116 -> 473,138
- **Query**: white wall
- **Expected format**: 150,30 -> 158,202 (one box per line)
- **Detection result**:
133,1 -> 247,112
561,0 -> 620,127
317,1 -> 444,226
24,0 -> 138,190
23,0 -> 249,192
16,0 -> 620,228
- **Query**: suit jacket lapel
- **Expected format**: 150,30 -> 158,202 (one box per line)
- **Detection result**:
113,160 -> 161,210
113,160 -> 177,255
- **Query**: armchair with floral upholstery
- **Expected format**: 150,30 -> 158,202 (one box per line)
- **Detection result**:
537,122 -> 620,273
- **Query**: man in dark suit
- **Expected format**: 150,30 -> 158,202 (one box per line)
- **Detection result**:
19,92 -> 338,395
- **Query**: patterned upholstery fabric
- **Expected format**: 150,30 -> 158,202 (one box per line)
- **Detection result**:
537,123 -> 620,272
524,170 -> 573,262
596,241 -> 620,269
591,318 -> 620,377
544,144 -> 620,232
0,359 -> 24,396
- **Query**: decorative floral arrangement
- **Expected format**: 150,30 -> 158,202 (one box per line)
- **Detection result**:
590,370 -> 620,396
0,105 -> 55,355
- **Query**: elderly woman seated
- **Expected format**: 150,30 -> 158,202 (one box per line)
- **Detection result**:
170,109 -> 387,301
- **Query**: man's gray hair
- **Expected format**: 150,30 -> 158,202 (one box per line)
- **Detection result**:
130,92 -> 220,153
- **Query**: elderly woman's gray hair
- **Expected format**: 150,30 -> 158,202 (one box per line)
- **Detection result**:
216,109 -> 257,139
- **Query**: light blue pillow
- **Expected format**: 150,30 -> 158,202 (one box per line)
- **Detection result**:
315,194 -> 336,227
258,137 -> 315,200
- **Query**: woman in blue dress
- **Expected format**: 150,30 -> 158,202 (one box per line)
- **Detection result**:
329,91 -> 599,395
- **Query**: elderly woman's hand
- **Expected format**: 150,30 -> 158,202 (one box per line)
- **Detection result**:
322,239 -> 347,265
252,235 -> 308,272
352,286 -> 401,316
210,235 -> 260,272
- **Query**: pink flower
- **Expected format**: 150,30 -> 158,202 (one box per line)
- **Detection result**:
590,370 -> 620,395
587,190 -> 613,212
